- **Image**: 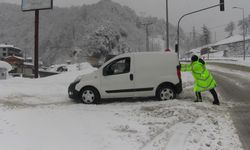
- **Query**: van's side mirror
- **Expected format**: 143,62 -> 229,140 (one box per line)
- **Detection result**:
103,67 -> 108,76
103,66 -> 113,76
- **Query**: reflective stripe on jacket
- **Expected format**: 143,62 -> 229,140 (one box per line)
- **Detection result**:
181,61 -> 217,92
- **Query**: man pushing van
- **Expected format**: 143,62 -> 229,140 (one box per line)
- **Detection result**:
177,55 -> 220,105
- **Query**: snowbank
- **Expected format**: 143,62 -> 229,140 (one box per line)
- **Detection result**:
0,61 -> 12,71
0,63 -> 97,104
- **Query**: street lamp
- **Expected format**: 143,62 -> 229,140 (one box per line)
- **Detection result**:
175,1 -> 224,58
232,7 -> 246,61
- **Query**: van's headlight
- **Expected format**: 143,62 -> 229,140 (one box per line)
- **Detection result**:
74,76 -> 81,82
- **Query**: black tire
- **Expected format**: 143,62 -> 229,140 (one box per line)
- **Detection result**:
80,87 -> 100,104
156,85 -> 176,101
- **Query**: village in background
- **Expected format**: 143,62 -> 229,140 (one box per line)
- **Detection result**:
1,32 -> 250,80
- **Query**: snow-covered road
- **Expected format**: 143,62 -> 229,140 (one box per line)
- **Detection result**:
0,63 -> 243,150
209,63 -> 250,150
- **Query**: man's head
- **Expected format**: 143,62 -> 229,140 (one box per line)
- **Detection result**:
191,55 -> 198,62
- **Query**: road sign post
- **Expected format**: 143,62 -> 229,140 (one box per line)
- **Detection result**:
22,0 -> 53,78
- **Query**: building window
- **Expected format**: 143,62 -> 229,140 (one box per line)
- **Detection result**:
3,53 -> 6,57
3,48 -> 6,51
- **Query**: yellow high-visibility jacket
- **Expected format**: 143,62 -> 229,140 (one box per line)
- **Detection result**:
181,61 -> 217,92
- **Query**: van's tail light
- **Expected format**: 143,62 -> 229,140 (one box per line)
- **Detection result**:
177,67 -> 181,80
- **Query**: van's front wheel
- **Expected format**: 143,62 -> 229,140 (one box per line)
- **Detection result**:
80,87 -> 100,104
156,85 -> 176,101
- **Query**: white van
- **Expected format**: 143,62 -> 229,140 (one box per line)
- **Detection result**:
68,52 -> 182,104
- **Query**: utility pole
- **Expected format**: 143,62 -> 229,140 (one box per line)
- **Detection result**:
166,0 -> 169,49
34,10 -> 39,78
142,22 -> 153,51
192,26 -> 197,47
214,32 -> 217,43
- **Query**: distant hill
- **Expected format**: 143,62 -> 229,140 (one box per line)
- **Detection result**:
0,0 -> 183,65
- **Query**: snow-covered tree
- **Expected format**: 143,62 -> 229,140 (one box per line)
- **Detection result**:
225,21 -> 235,37
238,19 -> 249,35
85,24 -> 130,59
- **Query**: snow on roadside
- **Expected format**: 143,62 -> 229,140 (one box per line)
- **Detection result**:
208,64 -> 250,81
205,53 -> 250,68
207,58 -> 250,67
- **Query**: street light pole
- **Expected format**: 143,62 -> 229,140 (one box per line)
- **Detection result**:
243,8 -> 246,61
233,7 -> 246,61
176,4 -> 221,58
166,0 -> 169,49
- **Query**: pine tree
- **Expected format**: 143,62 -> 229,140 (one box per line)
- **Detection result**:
200,25 -> 211,46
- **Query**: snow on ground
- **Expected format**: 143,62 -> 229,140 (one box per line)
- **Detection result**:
0,63 -> 243,150
46,62 -> 94,72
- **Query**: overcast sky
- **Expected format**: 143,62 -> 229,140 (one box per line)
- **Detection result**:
1,0 -> 250,41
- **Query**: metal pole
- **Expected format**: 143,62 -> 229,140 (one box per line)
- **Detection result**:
34,10 -> 39,78
146,25 -> 149,51
166,0 -> 169,49
142,22 -> 153,51
176,4 -> 220,58
243,8 -> 246,61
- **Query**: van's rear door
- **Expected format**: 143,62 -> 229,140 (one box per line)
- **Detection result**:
133,52 -> 180,97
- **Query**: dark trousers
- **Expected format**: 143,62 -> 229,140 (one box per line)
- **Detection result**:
195,88 -> 219,102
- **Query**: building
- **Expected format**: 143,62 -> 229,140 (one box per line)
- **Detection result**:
212,35 -> 250,57
4,55 -> 34,78
185,35 -> 250,59
0,61 -> 12,80
0,44 -> 23,60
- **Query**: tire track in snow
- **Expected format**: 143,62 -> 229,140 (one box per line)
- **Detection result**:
139,122 -> 193,150
165,123 -> 193,150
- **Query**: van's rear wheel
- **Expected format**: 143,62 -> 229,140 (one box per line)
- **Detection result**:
80,87 -> 100,104
156,85 -> 176,101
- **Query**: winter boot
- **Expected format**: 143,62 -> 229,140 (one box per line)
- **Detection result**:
213,101 -> 220,105
195,92 -> 202,102
194,99 -> 202,102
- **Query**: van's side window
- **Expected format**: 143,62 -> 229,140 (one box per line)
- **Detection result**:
103,57 -> 130,76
